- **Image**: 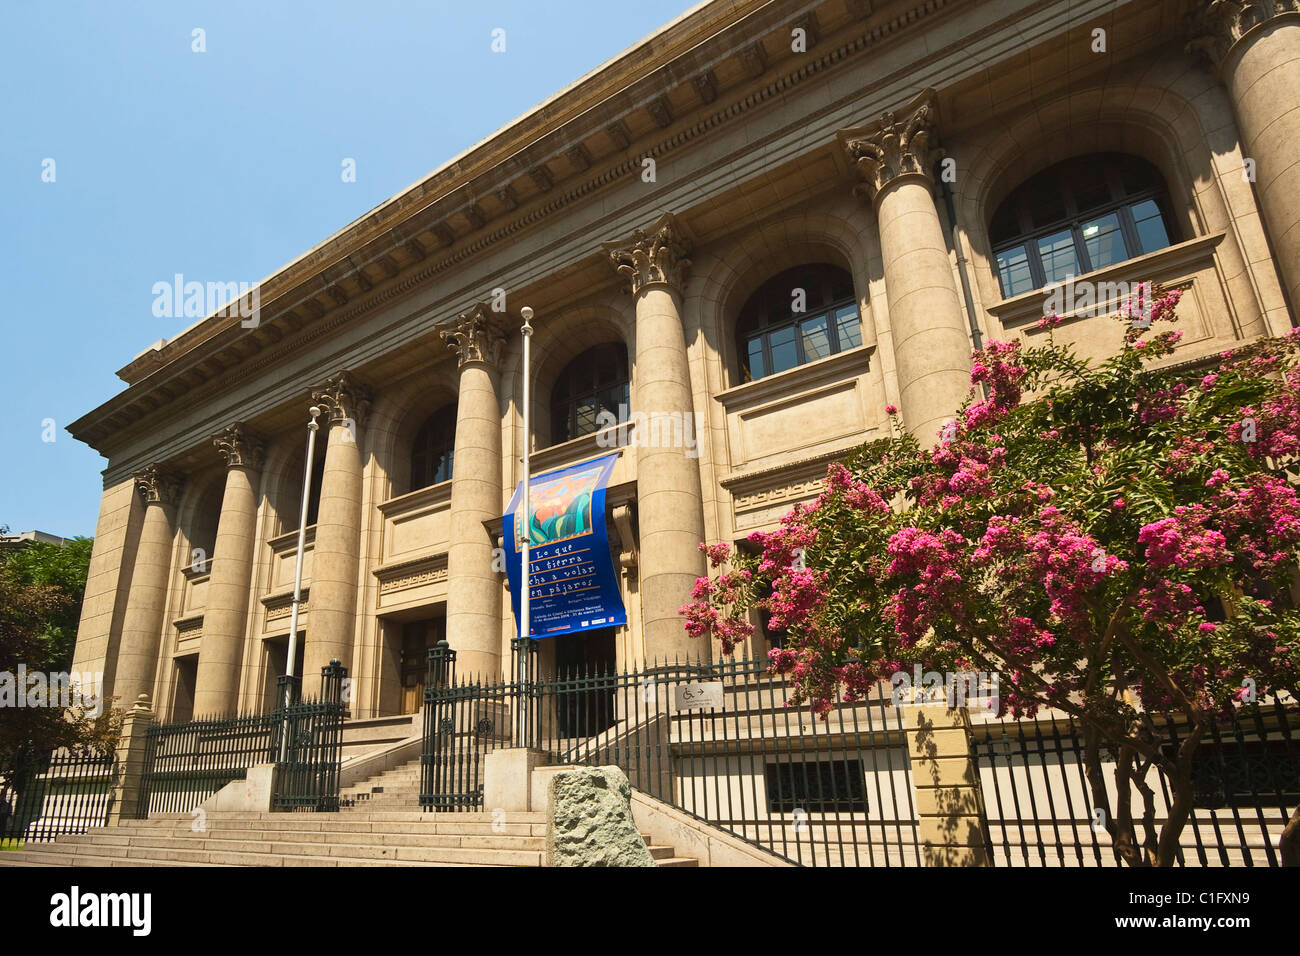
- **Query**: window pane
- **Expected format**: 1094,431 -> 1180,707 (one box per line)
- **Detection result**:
1081,211 -> 1128,270
995,244 -> 1035,298
768,325 -> 798,375
799,313 -> 831,362
1130,199 -> 1170,254
745,337 -> 767,381
1036,230 -> 1080,285
835,305 -> 862,350
572,398 -> 599,438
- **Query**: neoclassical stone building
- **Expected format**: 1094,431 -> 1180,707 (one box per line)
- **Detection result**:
69,0 -> 1299,725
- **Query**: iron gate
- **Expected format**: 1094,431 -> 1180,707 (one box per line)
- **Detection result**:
0,747 -> 116,848
420,640 -> 923,866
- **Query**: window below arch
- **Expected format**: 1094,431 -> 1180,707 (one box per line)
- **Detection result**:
550,343 -> 629,444
410,405 -> 456,490
989,153 -> 1178,299
736,264 -> 861,384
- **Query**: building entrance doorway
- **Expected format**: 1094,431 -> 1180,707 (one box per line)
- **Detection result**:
263,635 -> 306,710
553,628 -> 617,739
172,655 -> 197,722
400,617 -> 444,715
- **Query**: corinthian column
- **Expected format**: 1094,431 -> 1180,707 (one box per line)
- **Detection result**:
113,466 -> 184,704
305,372 -> 371,694
192,424 -> 263,716
604,214 -> 707,665
441,304 -> 506,679
1190,2 -> 1300,317
840,91 -> 971,446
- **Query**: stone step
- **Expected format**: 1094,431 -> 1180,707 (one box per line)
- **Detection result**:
656,857 -> 700,867
76,828 -> 546,852
9,834 -> 534,866
133,809 -> 546,824
118,816 -> 548,837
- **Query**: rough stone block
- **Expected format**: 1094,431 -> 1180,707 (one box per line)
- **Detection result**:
546,765 -> 655,867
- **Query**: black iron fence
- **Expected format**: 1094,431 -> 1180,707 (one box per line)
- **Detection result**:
421,640 -> 922,866
137,661 -> 347,817
0,747 -> 116,848
971,698 -> 1299,867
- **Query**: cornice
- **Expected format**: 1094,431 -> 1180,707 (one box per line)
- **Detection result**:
69,0 -> 965,458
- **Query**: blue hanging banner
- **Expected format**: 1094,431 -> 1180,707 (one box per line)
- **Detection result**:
504,453 -> 627,638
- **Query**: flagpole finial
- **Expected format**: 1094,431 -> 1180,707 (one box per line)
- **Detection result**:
521,306 -> 534,335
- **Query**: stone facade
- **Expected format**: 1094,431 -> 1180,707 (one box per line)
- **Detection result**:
68,0 -> 1297,720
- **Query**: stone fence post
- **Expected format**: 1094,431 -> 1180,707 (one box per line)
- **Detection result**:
107,693 -> 155,826
903,703 -> 991,866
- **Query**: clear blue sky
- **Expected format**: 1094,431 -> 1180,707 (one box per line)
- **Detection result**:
0,0 -> 695,539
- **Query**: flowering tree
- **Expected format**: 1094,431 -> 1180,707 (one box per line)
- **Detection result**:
682,289 -> 1300,867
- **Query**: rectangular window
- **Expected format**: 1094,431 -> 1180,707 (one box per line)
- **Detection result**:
996,244 -> 1035,298
834,305 -> 862,350
768,325 -> 798,376
765,760 -> 868,813
745,337 -> 767,381
799,313 -> 831,362
1181,740 -> 1300,810
1037,229 -> 1080,285
1131,198 -> 1170,255
1081,211 -> 1128,271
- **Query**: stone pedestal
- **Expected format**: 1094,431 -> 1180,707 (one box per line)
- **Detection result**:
841,91 -> 972,447
483,747 -> 549,812
605,215 -> 708,665
193,425 -> 263,717
441,305 -> 507,680
304,372 -> 370,696
113,467 -> 183,705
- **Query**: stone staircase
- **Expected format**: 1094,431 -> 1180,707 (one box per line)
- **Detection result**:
0,756 -> 698,867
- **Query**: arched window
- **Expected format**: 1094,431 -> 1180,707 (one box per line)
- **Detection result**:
989,153 -> 1178,299
285,439 -> 326,532
551,343 -> 629,444
736,264 -> 861,383
410,405 -> 456,490
186,482 -> 222,570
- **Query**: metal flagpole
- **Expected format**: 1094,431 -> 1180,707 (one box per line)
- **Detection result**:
519,307 -> 534,740
284,405 -> 320,717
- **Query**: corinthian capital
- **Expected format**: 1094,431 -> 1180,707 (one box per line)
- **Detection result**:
440,304 -> 507,369
133,465 -> 184,506
213,423 -> 265,469
311,371 -> 372,427
839,90 -> 941,202
1186,0 -> 1299,69
603,213 -> 692,295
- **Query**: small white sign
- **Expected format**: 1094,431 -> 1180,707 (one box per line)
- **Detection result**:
674,681 -> 723,711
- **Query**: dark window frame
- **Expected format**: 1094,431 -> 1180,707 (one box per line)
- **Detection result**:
550,342 -> 630,445
410,406 -> 457,491
764,759 -> 869,813
990,154 -> 1179,299
736,264 -> 861,384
